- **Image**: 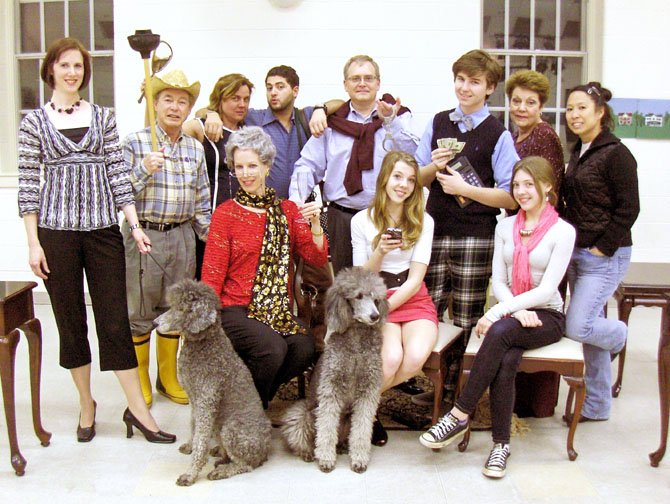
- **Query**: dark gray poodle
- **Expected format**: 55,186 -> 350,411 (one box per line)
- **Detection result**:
280,267 -> 388,473
155,280 -> 271,486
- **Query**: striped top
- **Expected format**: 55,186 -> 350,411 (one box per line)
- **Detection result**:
17,105 -> 134,230
123,125 -> 211,241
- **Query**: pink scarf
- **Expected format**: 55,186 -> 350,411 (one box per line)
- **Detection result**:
512,204 -> 559,295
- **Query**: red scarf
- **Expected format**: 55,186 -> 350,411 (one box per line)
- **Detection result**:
512,204 -> 559,295
328,93 -> 409,195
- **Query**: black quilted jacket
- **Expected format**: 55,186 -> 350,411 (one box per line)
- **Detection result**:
559,130 -> 640,257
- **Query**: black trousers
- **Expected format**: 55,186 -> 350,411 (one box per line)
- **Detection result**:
220,306 -> 315,408
455,309 -> 564,444
326,205 -> 355,275
38,226 -> 137,371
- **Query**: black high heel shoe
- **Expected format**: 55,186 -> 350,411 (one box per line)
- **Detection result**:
77,400 -> 97,442
122,408 -> 176,444
372,415 -> 388,447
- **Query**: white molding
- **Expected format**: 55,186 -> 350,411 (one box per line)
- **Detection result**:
0,1 -> 18,177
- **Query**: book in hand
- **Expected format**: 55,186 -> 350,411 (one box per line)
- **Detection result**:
443,155 -> 484,208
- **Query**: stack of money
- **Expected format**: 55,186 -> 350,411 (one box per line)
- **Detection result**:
437,137 -> 466,153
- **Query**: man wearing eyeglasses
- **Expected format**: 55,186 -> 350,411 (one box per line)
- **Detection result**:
122,69 -> 211,407
289,54 -> 418,273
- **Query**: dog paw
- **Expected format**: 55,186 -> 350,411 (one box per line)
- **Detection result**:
300,452 -> 315,463
176,473 -> 196,486
350,461 -> 368,473
207,467 -> 229,480
178,443 -> 192,455
317,460 -> 336,473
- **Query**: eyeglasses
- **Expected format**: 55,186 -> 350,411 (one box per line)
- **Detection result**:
346,75 -> 378,84
231,166 -> 261,177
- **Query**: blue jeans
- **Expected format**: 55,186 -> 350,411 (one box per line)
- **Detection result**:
566,246 -> 631,419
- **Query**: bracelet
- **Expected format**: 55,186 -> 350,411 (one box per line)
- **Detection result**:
311,227 -> 324,237
314,103 -> 328,115
129,223 -> 140,231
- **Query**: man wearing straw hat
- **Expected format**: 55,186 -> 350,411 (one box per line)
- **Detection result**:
122,69 -> 211,406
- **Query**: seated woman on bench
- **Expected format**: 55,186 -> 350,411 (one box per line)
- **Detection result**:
419,156 -> 575,479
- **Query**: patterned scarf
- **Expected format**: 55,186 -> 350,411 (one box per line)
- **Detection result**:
512,204 -> 559,295
235,187 -> 305,336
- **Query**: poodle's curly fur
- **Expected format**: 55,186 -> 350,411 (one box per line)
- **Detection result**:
155,280 -> 271,486
280,267 -> 388,473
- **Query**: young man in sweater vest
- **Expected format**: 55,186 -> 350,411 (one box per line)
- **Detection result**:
413,49 -> 519,407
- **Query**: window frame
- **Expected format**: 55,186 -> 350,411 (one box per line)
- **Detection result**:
481,0 -> 601,152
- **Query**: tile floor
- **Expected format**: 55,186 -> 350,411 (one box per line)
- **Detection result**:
1,301 -> 669,503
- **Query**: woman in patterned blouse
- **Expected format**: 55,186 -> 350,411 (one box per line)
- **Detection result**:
17,38 -> 174,444
506,70 -> 565,191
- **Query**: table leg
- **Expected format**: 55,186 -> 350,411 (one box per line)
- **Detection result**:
0,329 -> 27,476
613,296 -> 633,397
20,318 -> 51,446
650,304 -> 670,467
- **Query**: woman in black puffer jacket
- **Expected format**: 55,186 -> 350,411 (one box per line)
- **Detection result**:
560,82 -> 640,422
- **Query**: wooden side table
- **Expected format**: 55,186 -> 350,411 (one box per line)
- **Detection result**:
0,281 -> 51,476
652,293 -> 670,467
612,263 -> 670,467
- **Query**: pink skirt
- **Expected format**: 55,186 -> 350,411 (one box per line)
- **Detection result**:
386,282 -> 438,326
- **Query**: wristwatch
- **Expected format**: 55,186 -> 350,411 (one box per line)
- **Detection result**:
314,103 -> 328,115
129,223 -> 140,231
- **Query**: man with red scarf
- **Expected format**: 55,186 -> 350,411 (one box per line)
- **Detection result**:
289,55 -> 418,274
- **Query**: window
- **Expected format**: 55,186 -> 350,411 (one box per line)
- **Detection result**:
16,0 -> 115,123
482,0 -> 587,153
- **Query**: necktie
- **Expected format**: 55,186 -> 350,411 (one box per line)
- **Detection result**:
449,110 -> 474,131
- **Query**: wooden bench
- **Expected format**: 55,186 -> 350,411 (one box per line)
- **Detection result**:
457,331 -> 585,460
421,322 -> 465,425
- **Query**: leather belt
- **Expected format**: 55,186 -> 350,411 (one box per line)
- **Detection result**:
379,269 -> 409,289
139,220 -> 186,232
329,202 -> 360,215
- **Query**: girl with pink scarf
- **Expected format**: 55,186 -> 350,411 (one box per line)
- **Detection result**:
419,156 -> 575,479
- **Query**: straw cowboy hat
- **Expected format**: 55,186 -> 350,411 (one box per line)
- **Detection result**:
150,69 -> 201,105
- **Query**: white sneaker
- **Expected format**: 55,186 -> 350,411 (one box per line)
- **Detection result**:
482,443 -> 510,479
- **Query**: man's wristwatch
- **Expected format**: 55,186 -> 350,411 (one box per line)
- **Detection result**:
314,103 -> 328,115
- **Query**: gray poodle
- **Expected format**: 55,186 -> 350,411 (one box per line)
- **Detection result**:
155,280 -> 271,486
280,267 -> 388,473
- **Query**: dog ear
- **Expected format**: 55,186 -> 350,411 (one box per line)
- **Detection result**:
325,282 -> 351,335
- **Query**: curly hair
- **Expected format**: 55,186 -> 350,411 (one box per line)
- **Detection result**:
225,126 -> 276,170
368,151 -> 424,251
505,70 -> 551,105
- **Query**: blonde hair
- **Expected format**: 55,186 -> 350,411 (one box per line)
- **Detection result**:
369,151 -> 424,250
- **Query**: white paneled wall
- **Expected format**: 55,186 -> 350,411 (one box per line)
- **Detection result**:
2,0 -> 668,290
602,0 -> 670,262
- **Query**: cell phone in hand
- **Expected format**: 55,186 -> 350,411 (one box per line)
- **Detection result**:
386,227 -> 402,240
